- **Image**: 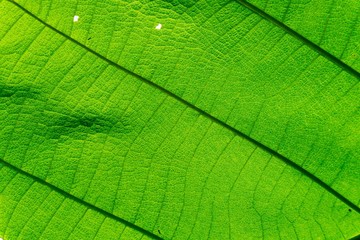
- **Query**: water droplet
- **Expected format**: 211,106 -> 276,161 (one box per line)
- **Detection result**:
155,23 -> 162,30
73,15 -> 79,22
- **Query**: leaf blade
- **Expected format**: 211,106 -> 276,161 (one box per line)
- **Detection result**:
10,0 -> 360,207
244,0 -> 360,72
0,161 -> 158,240
1,0 -> 360,239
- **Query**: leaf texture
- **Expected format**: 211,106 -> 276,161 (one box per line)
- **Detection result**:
10,0 -> 360,206
244,0 -> 360,71
0,161 -> 156,240
0,0 -> 360,239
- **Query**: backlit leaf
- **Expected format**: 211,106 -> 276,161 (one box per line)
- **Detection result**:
1,0 -> 359,239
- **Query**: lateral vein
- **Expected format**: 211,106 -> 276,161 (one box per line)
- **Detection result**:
235,0 -> 360,80
0,159 -> 163,240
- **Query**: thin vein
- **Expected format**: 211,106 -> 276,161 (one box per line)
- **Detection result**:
152,107 -> 198,232
66,208 -> 90,239
339,13 -> 358,59
136,103 -> 188,230
281,0 -> 291,22
187,133 -> 235,240
318,0 -> 335,45
4,179 -> 35,235
172,119 -> 213,239
111,81 -> 145,214
38,197 -> 67,239
92,216 -> 107,240
17,189 -> 53,238
184,121 -> 215,240
130,95 -> 170,222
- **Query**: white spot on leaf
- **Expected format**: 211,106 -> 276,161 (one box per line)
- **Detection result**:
73,15 -> 79,22
155,23 -> 162,30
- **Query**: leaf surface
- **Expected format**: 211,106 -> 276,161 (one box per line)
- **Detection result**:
11,0 -> 360,206
0,161 -> 156,240
0,0 -> 360,239
243,0 -> 360,71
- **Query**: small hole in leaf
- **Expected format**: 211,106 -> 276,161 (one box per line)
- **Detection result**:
158,229 -> 161,234
349,209 -> 352,212
155,23 -> 162,30
88,37 -> 92,40
73,15 -> 79,22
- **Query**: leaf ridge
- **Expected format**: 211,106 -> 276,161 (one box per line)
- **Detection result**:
235,0 -> 360,80
0,158 -> 163,240
7,0 -> 360,215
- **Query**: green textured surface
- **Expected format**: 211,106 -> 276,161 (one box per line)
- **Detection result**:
244,0 -> 360,72
10,0 -> 360,207
0,0 -> 360,239
0,162 -> 153,240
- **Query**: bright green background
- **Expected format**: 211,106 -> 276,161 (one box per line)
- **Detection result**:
1,0 -> 359,239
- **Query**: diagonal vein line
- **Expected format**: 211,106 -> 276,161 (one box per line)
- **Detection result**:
7,0 -> 360,214
235,0 -> 360,80
0,158 -> 163,240
349,233 -> 360,240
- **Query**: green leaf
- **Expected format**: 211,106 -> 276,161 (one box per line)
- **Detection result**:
0,161 -> 155,239
0,0 -> 359,239
243,0 -> 360,71
10,0 -> 360,206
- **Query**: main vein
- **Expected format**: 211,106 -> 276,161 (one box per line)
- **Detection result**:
7,0 -> 360,216
0,159 -> 163,240
236,0 -> 360,80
